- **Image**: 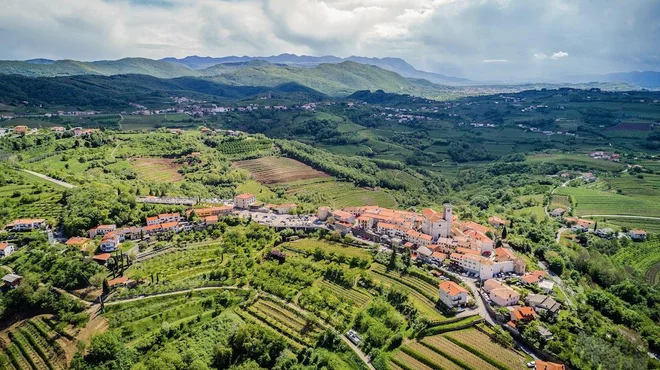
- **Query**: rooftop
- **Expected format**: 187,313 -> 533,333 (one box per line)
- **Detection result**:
439,281 -> 468,296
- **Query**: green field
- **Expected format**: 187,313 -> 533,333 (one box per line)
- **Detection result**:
613,239 -> 660,285
0,168 -> 65,226
527,153 -> 626,172
281,239 -> 373,261
283,179 -> 398,208
556,183 -> 660,217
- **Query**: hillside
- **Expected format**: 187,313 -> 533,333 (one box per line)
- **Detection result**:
0,58 -> 200,78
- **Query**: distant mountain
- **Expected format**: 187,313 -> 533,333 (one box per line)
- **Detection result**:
0,74 -> 326,108
567,71 -> 660,89
25,59 -> 55,65
0,58 -> 199,78
162,54 -> 467,85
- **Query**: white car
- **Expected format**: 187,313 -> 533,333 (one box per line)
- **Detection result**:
527,361 -> 536,368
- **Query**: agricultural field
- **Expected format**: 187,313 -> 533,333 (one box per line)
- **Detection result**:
555,181 -> 660,217
0,316 -> 72,370
317,279 -> 371,307
551,194 -> 572,210
613,239 -> 660,285
232,156 -> 330,184
280,239 -> 373,262
0,168 -> 65,226
128,157 -> 184,183
119,113 -> 195,131
444,328 -> 529,369
282,179 -> 398,209
243,298 -> 322,347
587,216 -> 660,234
526,153 -> 626,172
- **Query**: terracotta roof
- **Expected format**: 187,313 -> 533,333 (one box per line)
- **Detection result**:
422,208 -> 443,222
456,247 -> 480,255
0,242 -> 13,251
464,229 -> 493,244
490,287 -> 519,301
65,237 -> 90,246
144,224 -> 161,231
432,252 -> 447,260
92,253 -> 112,261
462,221 -> 492,234
483,279 -> 504,292
146,216 -> 159,223
160,222 -> 178,229
332,210 -> 353,219
158,212 -> 180,218
235,193 -> 255,199
205,216 -> 218,223
521,275 -> 540,284
439,281 -> 468,296
631,229 -> 647,234
535,360 -> 566,370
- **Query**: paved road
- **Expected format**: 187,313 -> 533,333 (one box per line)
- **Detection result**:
555,227 -> 568,243
105,286 -> 247,305
22,169 -> 76,189
538,261 -> 574,307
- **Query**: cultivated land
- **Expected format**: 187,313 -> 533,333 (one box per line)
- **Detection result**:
129,157 -> 184,183
232,156 -> 330,184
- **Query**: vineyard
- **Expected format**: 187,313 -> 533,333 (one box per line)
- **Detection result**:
555,185 -> 660,217
551,195 -> 572,210
390,325 -> 530,370
242,298 -> 322,347
214,137 -> 273,157
0,317 -> 71,370
368,264 -> 445,321
613,239 -> 660,285
0,175 -> 64,226
283,179 -> 398,208
232,156 -> 330,184
281,239 -> 374,262
317,279 -> 371,307
128,157 -> 184,183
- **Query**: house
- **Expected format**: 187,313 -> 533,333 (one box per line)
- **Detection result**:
431,252 -> 447,263
483,279 -> 504,293
100,232 -> 121,252
51,126 -> 66,132
537,326 -> 554,341
488,216 -> 506,228
595,228 -> 615,238
463,229 -> 494,253
421,204 -> 452,238
65,237 -> 92,251
5,218 -> 46,231
0,242 -> 15,258
521,274 -> 541,285
333,221 -> 352,235
146,216 -> 160,226
13,125 -> 28,135
405,229 -> 433,246
535,360 -> 566,370
332,210 -> 355,224
234,193 -> 257,209
510,306 -> 536,322
564,217 -> 594,232
489,286 -> 520,306
89,224 -> 117,238
526,294 -> 561,315
204,216 -> 219,225
187,206 -> 233,218
538,280 -> 555,294
550,208 -> 566,217
158,212 -> 181,223
416,246 -> 433,262
2,274 -> 22,288
630,229 -> 648,241
438,281 -> 468,308
160,222 -> 179,233
92,253 -> 112,266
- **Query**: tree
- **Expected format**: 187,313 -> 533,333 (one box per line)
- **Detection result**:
502,226 -> 508,240
402,250 -> 411,272
593,221 -> 598,232
87,332 -> 123,364
387,248 -> 397,272
102,279 -> 110,295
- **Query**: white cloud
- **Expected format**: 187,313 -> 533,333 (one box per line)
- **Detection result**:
534,53 -> 548,60
550,51 -> 569,59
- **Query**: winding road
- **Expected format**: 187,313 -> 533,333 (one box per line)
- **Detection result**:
22,169 -> 76,189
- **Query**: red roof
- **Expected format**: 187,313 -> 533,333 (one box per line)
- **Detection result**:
146,216 -> 158,223
235,193 -> 255,199
0,242 -> 12,251
439,281 -> 468,296
535,360 -> 566,370
144,224 -> 161,232
108,276 -> 128,287
66,237 -> 90,246
422,208 -> 443,222
160,222 -> 178,229
92,253 -> 112,261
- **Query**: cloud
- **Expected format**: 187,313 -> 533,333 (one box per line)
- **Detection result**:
550,51 -> 569,60
0,0 -> 658,80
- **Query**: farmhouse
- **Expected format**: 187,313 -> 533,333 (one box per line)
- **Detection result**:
488,216 -> 506,228
630,229 -> 647,241
550,208 -> 566,217
438,281 -> 468,308
5,218 -> 46,231
2,274 -> 22,289
0,242 -> 16,258
13,125 -> 28,135
234,193 -> 257,209
89,224 -> 117,238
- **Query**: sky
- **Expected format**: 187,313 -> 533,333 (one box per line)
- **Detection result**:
1,0 -> 659,81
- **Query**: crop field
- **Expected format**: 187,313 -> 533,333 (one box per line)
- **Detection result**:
613,240 -> 660,285
120,113 -> 194,130
283,179 -> 398,208
551,195 -> 572,209
128,157 -> 184,183
587,216 -> 660,234
555,185 -> 660,217
281,239 -> 373,261
317,279 -> 371,307
527,153 -> 626,172
215,137 -> 273,157
0,318 -> 69,370
125,243 -> 226,287
444,328 -> 528,369
232,156 -> 330,184
421,335 -> 499,370
368,264 -> 445,321
244,299 -> 321,346
0,171 -> 65,226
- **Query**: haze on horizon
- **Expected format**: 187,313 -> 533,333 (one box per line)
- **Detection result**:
1,0 -> 659,82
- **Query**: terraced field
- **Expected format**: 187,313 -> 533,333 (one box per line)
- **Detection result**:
555,182 -> 660,217
317,279 -> 371,307
444,328 -> 528,369
613,240 -> 660,285
282,178 -> 398,208
232,156 -> 330,184
0,177 -> 64,226
129,157 -> 184,183
421,335 -> 498,370
0,318 -> 69,370
242,298 -> 321,347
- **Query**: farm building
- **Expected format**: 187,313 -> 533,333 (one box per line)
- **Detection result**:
3,274 -> 23,289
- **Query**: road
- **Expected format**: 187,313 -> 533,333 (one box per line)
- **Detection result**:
22,169 -> 76,189
342,336 -> 375,370
555,227 -> 568,243
538,261 -> 574,307
117,114 -> 124,130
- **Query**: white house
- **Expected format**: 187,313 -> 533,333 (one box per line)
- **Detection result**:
89,224 -> 117,238
630,229 -> 648,241
234,193 -> 257,209
438,281 -> 468,308
489,286 -> 520,306
5,218 -> 46,231
0,242 -> 15,258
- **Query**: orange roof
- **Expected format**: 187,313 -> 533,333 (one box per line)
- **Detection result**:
377,222 -> 400,230
144,224 -> 161,231
0,242 -> 12,251
66,237 -> 90,246
108,276 -> 128,287
521,275 -> 540,284
235,193 -> 255,199
483,279 -> 504,291
439,281 -> 468,296
631,229 -> 647,234
92,253 -> 112,261
463,221 -> 492,234
432,252 -> 447,260
146,216 -> 159,222
456,247 -> 480,255
511,306 -> 536,321
464,229 -> 493,244
494,247 -> 516,261
205,215 -> 218,223
530,270 -> 547,279
422,208 -> 443,222
535,360 -> 566,370
332,210 -> 353,219
158,212 -> 180,218
490,287 -> 519,301
160,222 -> 178,229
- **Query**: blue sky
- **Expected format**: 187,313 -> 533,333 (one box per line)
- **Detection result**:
1,0 -> 658,81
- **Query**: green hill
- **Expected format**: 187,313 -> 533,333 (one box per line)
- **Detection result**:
0,58 -> 200,78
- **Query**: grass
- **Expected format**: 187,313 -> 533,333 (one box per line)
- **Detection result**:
120,113 -> 194,130
526,153 -> 626,172
235,180 -> 277,201
232,156 -> 330,184
281,239 -> 373,261
129,157 -> 183,183
283,179 -> 397,208
0,168 -> 65,226
555,183 -> 660,217
613,239 -> 660,285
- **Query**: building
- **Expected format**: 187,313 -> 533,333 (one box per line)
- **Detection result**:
525,294 -> 561,316
317,207 -> 331,221
13,125 -> 28,134
535,360 -> 566,370
5,218 -> 46,231
146,216 -> 160,226
416,246 -> 433,262
489,286 -> 520,306
483,279 -> 504,293
564,217 -> 594,232
100,232 -> 121,252
2,274 -> 22,288
438,281 -> 468,308
488,216 -> 506,228
89,224 -> 117,238
272,203 -> 297,214
186,206 -> 233,218
510,306 -> 536,323
92,253 -> 112,266
0,242 -> 15,258
421,204 -> 452,238
234,193 -> 257,209
630,229 -> 648,241
405,229 -> 433,246
463,229 -> 494,253
65,237 -> 92,251
158,212 -> 181,223
538,280 -> 555,294
332,210 -> 355,224
550,208 -> 566,217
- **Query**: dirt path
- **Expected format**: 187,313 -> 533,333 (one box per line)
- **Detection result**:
22,169 -> 76,189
